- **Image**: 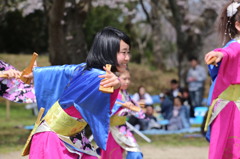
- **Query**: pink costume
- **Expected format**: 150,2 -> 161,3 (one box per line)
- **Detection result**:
0,60 -> 35,103
24,64 -> 120,159
29,91 -> 119,159
206,39 -> 240,159
101,90 -> 145,159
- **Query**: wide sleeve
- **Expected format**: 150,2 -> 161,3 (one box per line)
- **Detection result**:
58,68 -> 119,150
33,64 -> 81,115
145,93 -> 153,105
210,42 -> 240,102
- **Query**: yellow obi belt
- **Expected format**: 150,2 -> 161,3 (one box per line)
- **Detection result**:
204,84 -> 240,131
110,115 -> 127,127
43,101 -> 87,136
22,101 -> 87,156
218,84 -> 240,101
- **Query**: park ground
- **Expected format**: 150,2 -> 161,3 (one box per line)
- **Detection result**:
0,102 -> 209,159
0,145 -> 208,159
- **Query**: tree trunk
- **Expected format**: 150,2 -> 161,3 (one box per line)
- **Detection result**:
47,0 -> 89,65
48,0 -> 66,65
63,0 -> 89,64
139,0 -> 163,69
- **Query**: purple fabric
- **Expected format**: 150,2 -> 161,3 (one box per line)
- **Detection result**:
0,60 -> 35,103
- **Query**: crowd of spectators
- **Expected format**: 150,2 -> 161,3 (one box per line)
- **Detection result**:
128,57 -> 207,132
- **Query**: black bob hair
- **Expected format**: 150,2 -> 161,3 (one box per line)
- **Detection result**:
85,26 -> 131,72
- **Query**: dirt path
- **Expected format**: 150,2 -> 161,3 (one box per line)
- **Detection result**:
0,145 -> 208,159
141,145 -> 208,159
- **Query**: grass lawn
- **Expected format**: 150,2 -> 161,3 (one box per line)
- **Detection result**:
0,101 -> 36,153
0,100 -> 208,154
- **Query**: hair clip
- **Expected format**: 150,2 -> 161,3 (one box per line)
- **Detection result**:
227,2 -> 240,17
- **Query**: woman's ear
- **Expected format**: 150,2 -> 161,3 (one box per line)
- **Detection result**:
235,21 -> 240,32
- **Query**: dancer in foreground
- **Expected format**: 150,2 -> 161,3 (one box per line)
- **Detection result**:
24,26 -> 131,159
204,1 -> 240,158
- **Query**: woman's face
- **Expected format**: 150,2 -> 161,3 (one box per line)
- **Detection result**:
139,87 -> 145,95
120,72 -> 131,90
116,40 -> 130,72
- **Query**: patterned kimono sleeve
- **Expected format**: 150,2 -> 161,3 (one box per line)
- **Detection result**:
0,60 -> 36,103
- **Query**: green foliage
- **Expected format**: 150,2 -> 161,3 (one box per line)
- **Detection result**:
82,5 -> 144,65
83,6 -> 127,49
0,10 -> 48,54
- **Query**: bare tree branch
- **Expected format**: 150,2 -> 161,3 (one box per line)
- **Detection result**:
139,0 -> 151,23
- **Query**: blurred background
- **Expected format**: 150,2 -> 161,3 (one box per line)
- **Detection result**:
0,0 -> 230,158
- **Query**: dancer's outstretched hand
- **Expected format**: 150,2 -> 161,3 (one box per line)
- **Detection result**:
99,66 -> 121,89
205,51 -> 223,67
2,69 -> 21,79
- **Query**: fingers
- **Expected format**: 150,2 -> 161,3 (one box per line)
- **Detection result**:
204,51 -> 214,63
103,66 -> 111,74
23,72 -> 33,79
125,102 -> 134,107
4,69 -> 21,78
205,51 -> 223,66
100,76 -> 119,88
99,74 -> 120,89
33,61 -> 37,67
99,65 -> 121,89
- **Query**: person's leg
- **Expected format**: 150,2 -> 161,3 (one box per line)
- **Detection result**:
189,91 -> 196,107
180,106 -> 190,129
195,88 -> 203,106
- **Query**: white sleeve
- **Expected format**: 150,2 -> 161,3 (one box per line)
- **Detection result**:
131,93 -> 140,102
144,93 -> 153,105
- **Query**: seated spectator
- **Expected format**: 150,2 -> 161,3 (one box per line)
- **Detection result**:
169,79 -> 183,101
168,96 -> 190,130
128,105 -> 160,131
181,88 -> 195,117
159,93 -> 173,120
132,86 -> 153,107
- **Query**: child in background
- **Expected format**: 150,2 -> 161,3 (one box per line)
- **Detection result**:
204,1 -> 240,158
101,70 -> 144,159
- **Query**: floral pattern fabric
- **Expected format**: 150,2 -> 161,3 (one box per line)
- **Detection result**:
0,60 -> 36,103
